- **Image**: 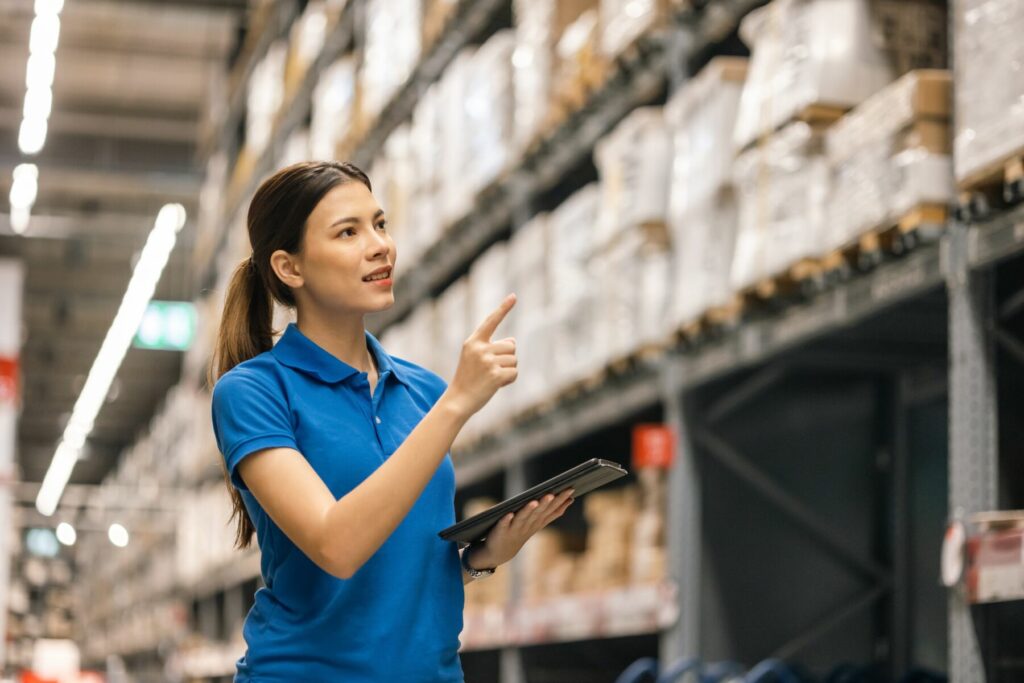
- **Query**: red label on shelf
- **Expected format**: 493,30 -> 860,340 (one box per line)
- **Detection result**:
0,356 -> 17,405
632,424 -> 675,469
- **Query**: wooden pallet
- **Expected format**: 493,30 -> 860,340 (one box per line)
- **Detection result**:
957,149 -> 1024,221
823,203 -> 950,276
741,102 -> 848,153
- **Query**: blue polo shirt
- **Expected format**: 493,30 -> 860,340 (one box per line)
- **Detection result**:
210,322 -> 465,682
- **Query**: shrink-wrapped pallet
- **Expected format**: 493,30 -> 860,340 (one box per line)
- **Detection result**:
547,183 -> 600,309
435,276 -> 471,385
467,240 -> 512,434
361,0 -> 422,122
665,57 -> 747,326
284,1 -> 328,95
594,107 -> 673,251
408,84 -> 446,262
953,0 -> 1024,187
245,40 -> 287,156
464,31 -> 516,195
599,0 -> 668,59
440,49 -> 477,223
374,126 -> 415,260
310,57 -> 357,161
731,122 -> 830,290
733,0 -> 947,151
506,215 -> 551,413
827,70 -> 953,249
513,0 -> 598,148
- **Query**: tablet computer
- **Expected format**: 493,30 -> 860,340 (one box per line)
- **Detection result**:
438,458 -> 629,546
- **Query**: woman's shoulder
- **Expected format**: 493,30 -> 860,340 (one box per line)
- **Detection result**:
212,350 -> 285,399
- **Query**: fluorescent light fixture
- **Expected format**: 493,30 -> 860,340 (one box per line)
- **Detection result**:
10,163 -> 39,208
18,117 -> 47,155
23,85 -> 52,120
34,0 -> 65,15
108,523 -> 129,548
36,204 -> 187,517
55,523 -> 76,546
29,13 -> 60,55
26,52 -> 56,89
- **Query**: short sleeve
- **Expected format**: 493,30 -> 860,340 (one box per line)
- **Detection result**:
211,368 -> 298,491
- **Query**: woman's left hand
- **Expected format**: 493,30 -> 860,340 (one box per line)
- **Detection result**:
470,489 -> 576,569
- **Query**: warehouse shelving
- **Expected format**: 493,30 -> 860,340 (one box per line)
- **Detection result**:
63,0 -> 1024,680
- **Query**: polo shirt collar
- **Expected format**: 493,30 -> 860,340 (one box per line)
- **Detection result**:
271,322 -> 407,387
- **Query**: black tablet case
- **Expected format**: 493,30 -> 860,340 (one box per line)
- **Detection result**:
438,458 -> 628,545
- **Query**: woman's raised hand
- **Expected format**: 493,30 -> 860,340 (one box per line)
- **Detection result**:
446,293 -> 518,418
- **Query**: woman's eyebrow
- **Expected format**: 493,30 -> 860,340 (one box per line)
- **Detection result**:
329,209 -> 385,229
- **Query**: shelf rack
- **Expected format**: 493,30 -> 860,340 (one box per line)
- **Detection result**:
70,0 -> 1024,674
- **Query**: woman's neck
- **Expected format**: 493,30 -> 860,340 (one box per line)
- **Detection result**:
295,310 -> 374,374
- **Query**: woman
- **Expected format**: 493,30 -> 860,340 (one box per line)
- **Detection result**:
209,161 -> 573,682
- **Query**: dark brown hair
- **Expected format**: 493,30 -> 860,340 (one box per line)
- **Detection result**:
209,160 -> 371,549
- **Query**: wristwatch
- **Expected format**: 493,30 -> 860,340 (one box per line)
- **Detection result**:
460,543 -> 496,579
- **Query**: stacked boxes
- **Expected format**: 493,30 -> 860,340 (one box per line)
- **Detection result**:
953,0 -> 1024,186
462,498 -> 512,607
599,0 -> 668,59
310,57 -> 357,161
408,84 -> 446,263
827,70 -> 954,249
547,184 -> 602,389
466,240 -> 512,438
512,0 -> 598,148
283,0 -> 328,96
630,469 -> 667,584
733,0 -> 947,151
245,40 -> 287,157
664,57 -> 747,326
440,48 -> 477,223
360,0 -> 423,123
434,276 -> 472,388
506,214 -> 553,414
573,488 -> 640,591
464,31 -> 517,195
522,529 -> 572,602
731,121 -> 831,290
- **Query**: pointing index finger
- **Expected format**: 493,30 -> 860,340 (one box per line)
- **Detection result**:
472,293 -> 516,342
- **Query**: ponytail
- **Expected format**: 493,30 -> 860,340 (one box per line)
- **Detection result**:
208,161 -> 373,551
208,256 -> 275,550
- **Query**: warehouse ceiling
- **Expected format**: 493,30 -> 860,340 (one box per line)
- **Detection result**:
0,0 -> 244,489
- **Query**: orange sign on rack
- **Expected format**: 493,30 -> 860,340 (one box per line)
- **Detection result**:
0,356 -> 17,404
631,424 -> 675,469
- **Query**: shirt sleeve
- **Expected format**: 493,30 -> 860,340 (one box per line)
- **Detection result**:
211,367 -> 298,492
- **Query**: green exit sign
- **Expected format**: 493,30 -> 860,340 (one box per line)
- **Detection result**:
134,301 -> 197,351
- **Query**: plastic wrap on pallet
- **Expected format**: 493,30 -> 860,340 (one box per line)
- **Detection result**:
731,122 -> 831,290
409,84 -> 445,263
245,40 -> 287,156
435,276 -> 471,386
594,107 -> 673,251
361,0 -> 422,122
827,70 -> 953,248
468,240 -> 512,433
733,0 -> 947,151
553,10 -> 601,108
665,58 -> 746,325
375,126 -> 415,262
506,214 -> 550,413
953,0 -> 1024,186
465,31 -> 516,195
310,57 -> 357,161
599,0 -> 668,59
513,0 -> 598,149
547,183 -> 599,308
285,0 -> 328,93
440,48 -> 477,223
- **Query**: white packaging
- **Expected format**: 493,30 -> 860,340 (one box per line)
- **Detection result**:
827,70 -> 953,247
245,40 -> 287,156
953,0 -> 1024,185
594,107 -> 672,250
465,31 -> 516,194
731,122 -> 831,290
547,183 -> 600,308
440,48 -> 477,223
599,0 -> 664,58
361,0 -> 422,121
664,58 -> 747,325
733,0 -> 945,151
310,57 -> 357,160
468,240 -> 513,432
435,276 -> 471,385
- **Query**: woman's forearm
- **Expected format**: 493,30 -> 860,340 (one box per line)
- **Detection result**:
320,390 -> 470,578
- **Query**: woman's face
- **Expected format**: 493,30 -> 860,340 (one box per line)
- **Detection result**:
284,181 -> 397,315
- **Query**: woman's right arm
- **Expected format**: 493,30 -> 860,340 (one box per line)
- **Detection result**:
235,294 -> 518,579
